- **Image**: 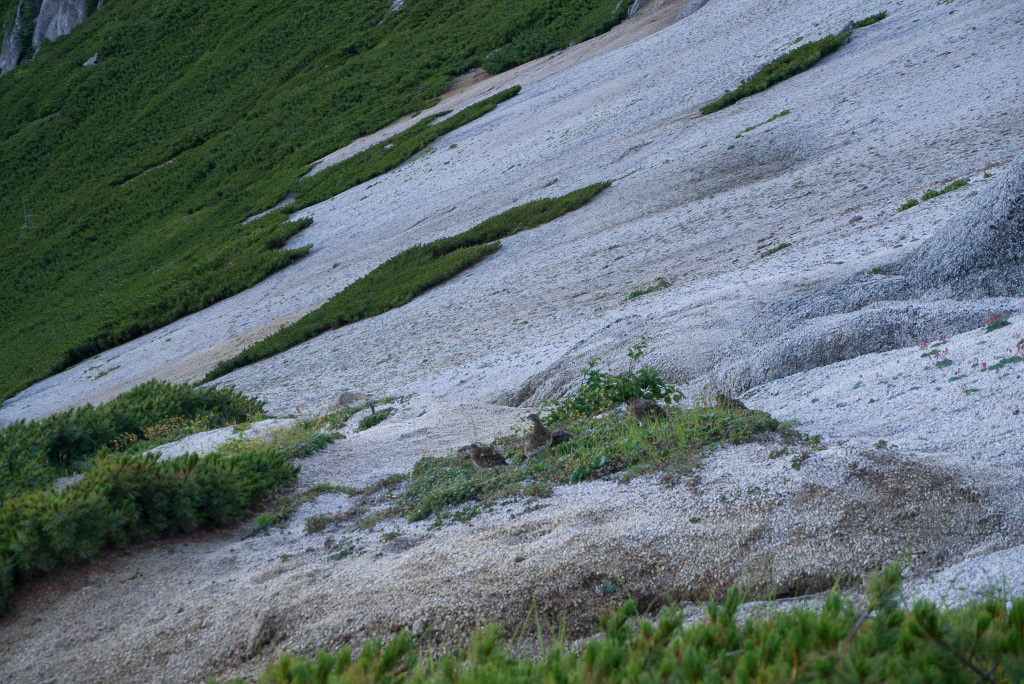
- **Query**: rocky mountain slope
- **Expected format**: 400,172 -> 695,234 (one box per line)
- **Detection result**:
1,0 -> 1023,681
0,0 -> 94,74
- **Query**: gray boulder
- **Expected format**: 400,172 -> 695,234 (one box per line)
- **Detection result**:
82,52 -> 97,66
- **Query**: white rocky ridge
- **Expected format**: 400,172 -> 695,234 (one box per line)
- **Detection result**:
1,0 -> 1023,680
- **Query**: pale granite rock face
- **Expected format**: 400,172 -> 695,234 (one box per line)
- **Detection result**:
0,1 -> 27,75
31,0 -> 88,47
2,0 -> 94,75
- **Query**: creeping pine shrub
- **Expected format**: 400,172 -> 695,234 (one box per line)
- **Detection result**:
0,380 -> 265,501
206,182 -> 611,381
855,11 -> 887,28
0,444 -> 298,615
700,32 -> 851,114
233,564 -> 1024,683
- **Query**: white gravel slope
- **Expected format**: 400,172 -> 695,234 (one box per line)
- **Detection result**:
1,0 -> 1024,681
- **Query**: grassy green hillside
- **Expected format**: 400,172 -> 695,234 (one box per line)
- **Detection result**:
0,0 -> 628,403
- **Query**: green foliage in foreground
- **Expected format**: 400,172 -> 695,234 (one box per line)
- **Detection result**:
0,0 -> 628,403
232,565 -> 1024,683
898,178 -> 969,212
701,32 -> 851,115
0,380 -> 265,501
0,439 -> 301,615
205,182 -> 611,381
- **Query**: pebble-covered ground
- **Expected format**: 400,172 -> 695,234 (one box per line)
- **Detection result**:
1,0 -> 1023,680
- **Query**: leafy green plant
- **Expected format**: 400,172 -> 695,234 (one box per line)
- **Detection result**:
855,11 -> 888,28
545,338 -> 682,423
701,32 -> 850,115
982,312 -> 1011,333
0,380 -> 264,501
230,564 -> 1024,683
205,182 -> 611,380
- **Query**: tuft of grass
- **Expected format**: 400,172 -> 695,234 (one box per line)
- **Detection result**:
330,346 -> 790,529
760,242 -> 792,258
898,178 -> 968,211
737,109 -> 791,138
250,482 -> 347,536
357,407 -> 394,432
234,565 -> 1024,684
854,11 -> 887,28
205,182 -> 611,381
364,403 -> 786,527
625,277 -> 670,301
701,33 -> 850,115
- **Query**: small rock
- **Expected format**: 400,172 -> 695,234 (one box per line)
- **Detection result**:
336,390 -> 367,406
83,53 -> 98,67
848,215 -> 863,224
550,428 -> 574,447
412,618 -> 427,636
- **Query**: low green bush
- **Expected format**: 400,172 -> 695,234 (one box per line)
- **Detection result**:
701,32 -> 850,115
0,380 -> 264,501
0,441 -> 298,615
358,408 -> 394,432
205,181 -> 611,380
229,565 -> 1024,683
855,11 -> 887,28
898,178 -> 968,212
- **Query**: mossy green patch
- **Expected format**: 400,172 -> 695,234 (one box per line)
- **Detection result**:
205,181 -> 611,381
701,32 -> 850,115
